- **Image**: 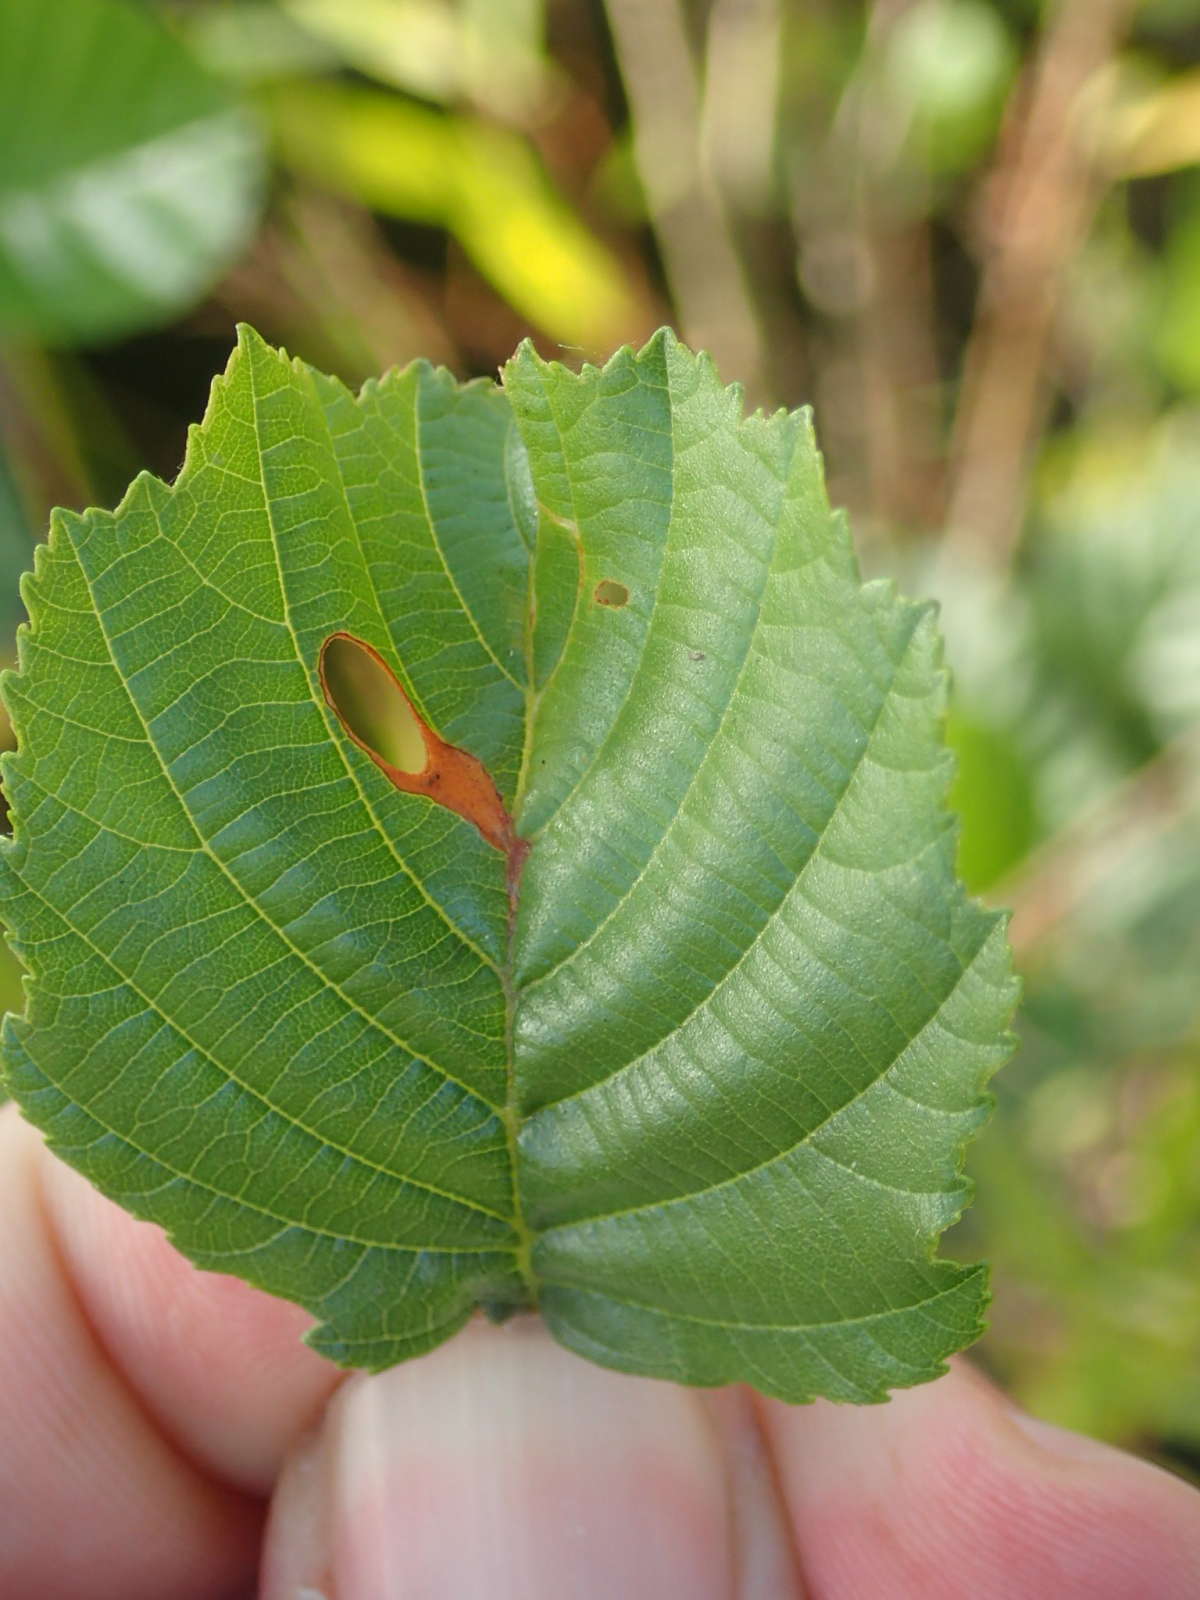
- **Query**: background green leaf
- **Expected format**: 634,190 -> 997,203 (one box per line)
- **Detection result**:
0,0 -> 265,344
1,328 -> 1015,1401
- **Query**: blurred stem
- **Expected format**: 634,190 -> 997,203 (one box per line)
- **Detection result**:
603,0 -> 766,396
854,0 -> 943,534
699,0 -> 780,213
800,0 -> 942,536
943,0 -> 1138,570
0,345 -> 94,520
699,0 -> 813,406
861,217 -> 942,530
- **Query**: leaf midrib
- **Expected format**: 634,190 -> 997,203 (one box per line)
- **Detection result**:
517,418 -> 799,1000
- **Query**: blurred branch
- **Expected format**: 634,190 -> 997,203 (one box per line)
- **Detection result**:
701,0 -> 814,409
854,0 -> 943,534
1002,731 -> 1200,960
861,217 -> 942,529
699,0 -> 780,213
795,0 -> 942,533
943,0 -> 1138,569
603,0 -> 766,394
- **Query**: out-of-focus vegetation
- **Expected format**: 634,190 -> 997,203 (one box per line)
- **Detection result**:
0,0 -> 1198,1463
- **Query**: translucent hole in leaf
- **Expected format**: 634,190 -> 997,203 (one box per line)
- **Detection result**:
593,578 -> 629,608
320,634 -> 427,775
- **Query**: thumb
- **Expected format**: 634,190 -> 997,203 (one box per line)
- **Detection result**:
261,1315 -> 736,1600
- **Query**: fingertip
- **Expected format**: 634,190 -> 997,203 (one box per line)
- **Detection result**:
265,1315 -> 736,1600
0,1106 -> 261,1598
757,1360 -> 1200,1599
34,1117 -> 342,1493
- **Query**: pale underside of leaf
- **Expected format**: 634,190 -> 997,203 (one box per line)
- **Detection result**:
0,327 -> 1017,1402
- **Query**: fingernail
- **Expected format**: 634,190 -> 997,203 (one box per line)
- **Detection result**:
260,1424 -> 335,1600
323,1314 -> 732,1600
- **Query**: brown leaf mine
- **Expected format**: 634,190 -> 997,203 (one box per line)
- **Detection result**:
319,632 -> 520,860
593,578 -> 629,608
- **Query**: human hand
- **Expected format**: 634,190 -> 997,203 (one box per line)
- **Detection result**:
2,1103 -> 1197,1598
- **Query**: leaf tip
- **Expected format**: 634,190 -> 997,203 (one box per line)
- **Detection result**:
233,319 -> 269,356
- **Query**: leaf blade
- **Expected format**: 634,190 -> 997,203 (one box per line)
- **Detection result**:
506,335 -> 1017,1398
1,328 -> 1017,1399
1,327 -> 532,1363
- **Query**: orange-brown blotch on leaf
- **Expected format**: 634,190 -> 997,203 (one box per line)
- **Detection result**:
319,632 -> 519,860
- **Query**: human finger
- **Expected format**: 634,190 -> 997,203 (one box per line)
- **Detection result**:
0,1104 -> 259,1598
262,1312 -> 739,1600
756,1357 -> 1200,1599
35,1116 -> 341,1495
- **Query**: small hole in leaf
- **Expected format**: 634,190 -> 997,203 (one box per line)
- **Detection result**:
320,633 -> 427,775
594,578 -> 629,608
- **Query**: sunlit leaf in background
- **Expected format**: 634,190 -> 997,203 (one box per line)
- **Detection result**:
1108,67 -> 1200,179
268,80 -> 643,352
185,0 -> 337,84
280,0 -> 553,122
1155,183 -> 1200,396
283,0 -> 464,104
0,0 -> 266,345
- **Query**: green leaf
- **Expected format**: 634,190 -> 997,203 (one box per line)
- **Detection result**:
0,0 -> 265,344
276,0 -> 552,120
946,707 -> 1037,891
0,328 -> 1016,1403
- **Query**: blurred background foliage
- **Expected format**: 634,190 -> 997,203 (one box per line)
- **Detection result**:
1,0 -> 1198,1466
